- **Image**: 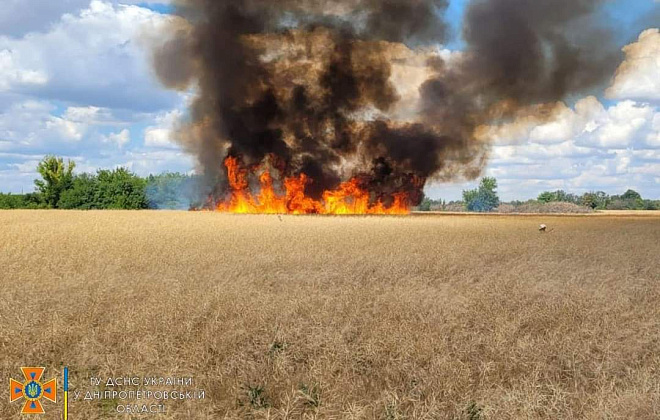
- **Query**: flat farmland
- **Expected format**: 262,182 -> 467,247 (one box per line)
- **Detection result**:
1,211 -> 659,419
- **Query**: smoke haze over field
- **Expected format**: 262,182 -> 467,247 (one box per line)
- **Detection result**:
151,0 -> 621,207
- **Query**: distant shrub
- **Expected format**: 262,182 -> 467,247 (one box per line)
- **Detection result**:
495,203 -> 516,213
444,202 -> 467,212
498,201 -> 592,214
0,193 -> 45,209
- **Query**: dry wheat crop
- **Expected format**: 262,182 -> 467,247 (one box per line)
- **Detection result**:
1,211 -> 659,419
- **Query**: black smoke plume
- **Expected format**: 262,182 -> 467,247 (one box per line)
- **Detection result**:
151,0 -> 620,206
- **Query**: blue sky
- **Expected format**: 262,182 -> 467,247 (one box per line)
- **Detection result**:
0,0 -> 658,200
136,2 -> 173,14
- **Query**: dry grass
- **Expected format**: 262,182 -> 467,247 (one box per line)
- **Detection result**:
1,211 -> 659,419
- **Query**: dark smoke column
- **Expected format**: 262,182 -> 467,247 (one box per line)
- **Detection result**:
151,0 -> 619,207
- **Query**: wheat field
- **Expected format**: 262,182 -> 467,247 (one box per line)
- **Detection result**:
0,211 -> 659,419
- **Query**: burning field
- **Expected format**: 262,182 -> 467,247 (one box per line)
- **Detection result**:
1,211 -> 659,419
149,0 -> 623,215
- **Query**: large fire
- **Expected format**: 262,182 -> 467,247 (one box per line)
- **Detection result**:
214,157 -> 411,215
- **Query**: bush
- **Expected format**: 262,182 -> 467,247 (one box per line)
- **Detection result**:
58,168 -> 148,210
95,168 -> 148,209
642,200 -> 659,210
0,193 -> 27,209
538,190 -> 580,204
498,201 -> 593,214
59,174 -> 101,209
0,193 -> 45,209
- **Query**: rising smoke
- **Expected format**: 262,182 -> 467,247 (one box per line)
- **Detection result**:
151,0 -> 620,207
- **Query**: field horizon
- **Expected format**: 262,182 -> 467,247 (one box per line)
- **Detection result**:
1,211 -> 659,419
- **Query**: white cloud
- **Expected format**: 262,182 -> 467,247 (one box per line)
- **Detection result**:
0,100 -> 132,148
0,0 -> 179,112
8,160 -> 42,173
0,100 -> 85,146
0,49 -> 48,90
144,128 -> 173,148
0,1 -> 193,193
45,117 -> 85,142
606,28 -> 660,102
460,85 -> 660,200
528,103 -> 582,145
0,1 -> 172,38
479,96 -> 658,151
102,128 -> 130,148
466,27 -> 660,200
647,113 -> 660,147
579,100 -> 656,149
144,109 -> 182,149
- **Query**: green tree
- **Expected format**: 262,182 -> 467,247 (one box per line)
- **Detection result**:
58,173 -> 101,209
621,189 -> 642,201
537,190 -> 581,204
34,156 -> 76,208
0,193 -> 22,209
0,193 -> 45,209
580,191 -> 610,210
642,200 -> 658,210
537,191 -> 555,203
622,189 -> 644,210
593,191 -> 610,209
96,168 -> 148,209
581,192 -> 598,209
463,177 -> 500,212
607,189 -> 644,210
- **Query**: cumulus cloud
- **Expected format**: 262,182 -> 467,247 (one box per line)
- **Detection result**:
465,27 -> 660,200
465,72 -> 659,199
102,129 -> 131,148
120,149 -> 194,176
0,50 -> 48,91
0,0 -> 179,112
0,99 -> 136,151
0,100 -> 85,146
607,28 -> 660,102
582,100 -> 656,149
0,1 -> 190,193
144,109 -> 183,149
0,0 -> 172,37
478,96 -> 658,151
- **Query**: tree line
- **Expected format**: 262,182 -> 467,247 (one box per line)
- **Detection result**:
1,156 -> 658,211
419,177 -> 660,212
0,156 -> 199,210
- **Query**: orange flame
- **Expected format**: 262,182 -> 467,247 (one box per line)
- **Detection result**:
215,157 -> 410,215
